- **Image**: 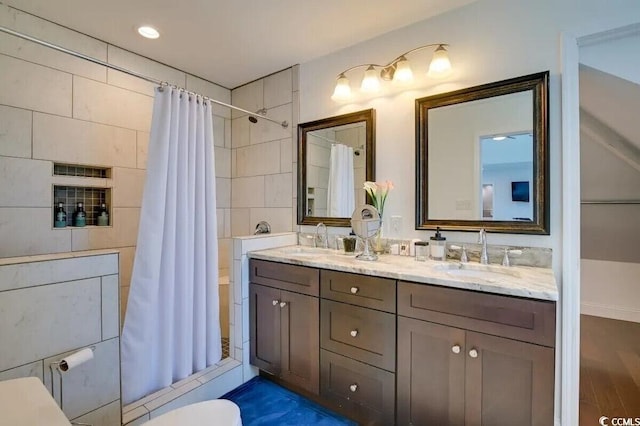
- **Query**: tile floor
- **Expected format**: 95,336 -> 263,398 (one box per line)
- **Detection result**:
222,377 -> 356,426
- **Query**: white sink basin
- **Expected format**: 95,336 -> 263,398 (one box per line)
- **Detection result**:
435,263 -> 521,282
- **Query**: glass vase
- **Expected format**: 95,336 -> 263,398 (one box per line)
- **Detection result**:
373,221 -> 385,254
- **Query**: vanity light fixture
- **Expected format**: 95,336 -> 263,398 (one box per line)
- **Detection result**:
331,43 -> 452,101
138,26 -> 160,39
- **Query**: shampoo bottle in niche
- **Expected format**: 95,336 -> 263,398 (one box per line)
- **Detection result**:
73,202 -> 86,227
54,202 -> 67,228
429,227 -> 446,261
97,203 -> 109,226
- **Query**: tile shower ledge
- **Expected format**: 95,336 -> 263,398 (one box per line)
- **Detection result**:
248,246 -> 558,301
0,248 -> 120,266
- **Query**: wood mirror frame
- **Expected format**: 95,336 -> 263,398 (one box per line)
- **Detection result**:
415,71 -> 549,234
297,109 -> 376,227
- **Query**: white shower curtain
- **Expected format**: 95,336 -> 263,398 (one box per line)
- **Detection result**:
121,87 -> 221,404
327,144 -> 355,217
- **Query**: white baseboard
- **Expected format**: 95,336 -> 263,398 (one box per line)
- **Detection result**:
581,302 -> 640,323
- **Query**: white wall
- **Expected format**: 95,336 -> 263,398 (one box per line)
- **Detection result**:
580,27 -> 640,86
581,259 -> 640,322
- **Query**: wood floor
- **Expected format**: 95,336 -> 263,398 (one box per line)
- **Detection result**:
580,314 -> 640,425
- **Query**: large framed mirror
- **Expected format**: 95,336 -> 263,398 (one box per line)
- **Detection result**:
416,71 -> 549,234
298,109 -> 375,226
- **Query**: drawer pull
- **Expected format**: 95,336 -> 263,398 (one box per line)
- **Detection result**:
451,344 -> 461,354
349,384 -> 358,392
350,286 -> 359,294
350,329 -> 359,338
469,348 -> 479,358
279,301 -> 287,308
272,299 -> 279,306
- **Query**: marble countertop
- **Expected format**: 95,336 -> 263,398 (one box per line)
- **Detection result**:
248,246 -> 558,301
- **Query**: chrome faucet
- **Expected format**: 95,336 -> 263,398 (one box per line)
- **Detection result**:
478,228 -> 489,264
315,222 -> 328,248
254,221 -> 271,235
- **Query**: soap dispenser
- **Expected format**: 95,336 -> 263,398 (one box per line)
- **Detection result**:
54,202 -> 67,228
429,227 -> 446,261
73,202 -> 86,227
97,203 -> 109,226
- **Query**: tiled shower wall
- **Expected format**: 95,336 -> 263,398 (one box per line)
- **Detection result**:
230,67 -> 299,235
0,4 -> 232,321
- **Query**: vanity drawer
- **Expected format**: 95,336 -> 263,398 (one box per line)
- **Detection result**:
398,281 -> 556,347
320,349 -> 395,426
321,299 -> 396,371
250,259 -> 319,296
321,270 -> 396,313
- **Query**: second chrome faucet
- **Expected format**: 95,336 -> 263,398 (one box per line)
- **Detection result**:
315,222 -> 328,249
478,228 -> 489,265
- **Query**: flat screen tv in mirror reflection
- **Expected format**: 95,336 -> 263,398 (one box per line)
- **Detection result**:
511,181 -> 530,202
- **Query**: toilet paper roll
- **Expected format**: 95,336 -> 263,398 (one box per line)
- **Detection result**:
59,348 -> 94,372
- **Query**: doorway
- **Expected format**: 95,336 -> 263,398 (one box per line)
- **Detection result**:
577,25 -> 640,424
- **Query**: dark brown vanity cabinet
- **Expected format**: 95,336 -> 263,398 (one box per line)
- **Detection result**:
249,259 -> 557,425
397,281 -> 556,426
249,259 -> 320,395
320,270 -> 397,426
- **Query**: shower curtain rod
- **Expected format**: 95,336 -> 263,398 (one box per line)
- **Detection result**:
310,132 -> 364,151
0,25 -> 289,128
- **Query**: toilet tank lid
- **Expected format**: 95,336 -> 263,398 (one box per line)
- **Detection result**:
142,399 -> 241,426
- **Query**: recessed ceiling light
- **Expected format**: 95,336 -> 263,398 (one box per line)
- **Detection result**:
492,136 -> 507,141
138,26 -> 160,39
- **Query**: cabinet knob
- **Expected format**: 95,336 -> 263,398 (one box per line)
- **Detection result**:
469,348 -> 479,358
272,299 -> 279,306
451,344 -> 461,354
350,329 -> 358,337
349,384 -> 358,392
279,301 -> 287,308
350,286 -> 359,294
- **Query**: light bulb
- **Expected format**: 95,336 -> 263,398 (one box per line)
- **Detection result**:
392,56 -> 413,84
137,26 -> 160,39
331,74 -> 351,101
427,45 -> 452,78
360,65 -> 381,92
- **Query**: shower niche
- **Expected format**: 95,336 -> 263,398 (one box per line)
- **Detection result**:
52,163 -> 112,228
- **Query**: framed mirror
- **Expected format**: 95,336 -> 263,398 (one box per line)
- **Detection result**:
298,109 -> 375,226
416,71 -> 549,234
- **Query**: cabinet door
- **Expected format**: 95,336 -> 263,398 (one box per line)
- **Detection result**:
464,331 -> 555,426
397,317 -> 466,425
280,289 -> 319,394
249,283 -> 281,375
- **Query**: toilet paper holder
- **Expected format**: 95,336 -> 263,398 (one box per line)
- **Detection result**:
48,346 -> 95,414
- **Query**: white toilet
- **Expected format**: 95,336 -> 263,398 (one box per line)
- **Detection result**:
143,399 -> 242,426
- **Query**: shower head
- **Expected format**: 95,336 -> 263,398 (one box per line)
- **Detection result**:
248,108 -> 268,124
